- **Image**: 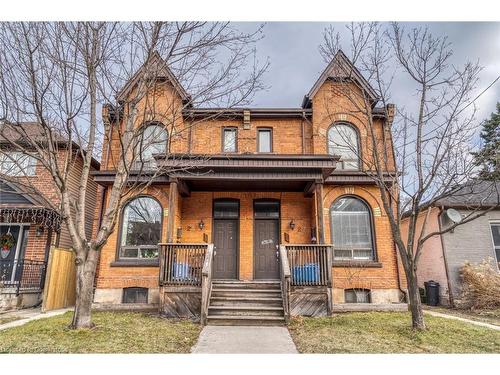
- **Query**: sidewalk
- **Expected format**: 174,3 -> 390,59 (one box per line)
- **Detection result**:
192,325 -> 299,353
0,307 -> 72,331
424,309 -> 500,331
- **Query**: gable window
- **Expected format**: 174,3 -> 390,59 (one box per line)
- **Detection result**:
257,128 -> 272,153
490,223 -> 500,265
328,123 -> 360,170
0,152 -> 37,176
345,288 -> 371,303
119,196 -> 162,260
135,123 -> 168,169
222,127 -> 237,153
330,196 -> 374,260
122,287 -> 148,303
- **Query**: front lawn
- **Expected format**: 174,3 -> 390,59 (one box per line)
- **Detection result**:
426,306 -> 500,327
0,316 -> 20,325
0,311 -> 201,353
288,312 -> 500,353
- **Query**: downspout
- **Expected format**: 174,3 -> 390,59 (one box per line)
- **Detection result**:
437,205 -> 454,307
301,117 -> 305,154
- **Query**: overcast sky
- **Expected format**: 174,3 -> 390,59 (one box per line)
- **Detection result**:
235,22 -> 500,123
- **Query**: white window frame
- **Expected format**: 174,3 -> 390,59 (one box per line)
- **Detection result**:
489,221 -> 500,266
0,152 -> 37,176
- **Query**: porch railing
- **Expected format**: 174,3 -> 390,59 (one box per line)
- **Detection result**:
201,244 -> 215,325
159,243 -> 210,287
0,259 -> 47,296
278,245 -> 291,322
285,244 -> 333,287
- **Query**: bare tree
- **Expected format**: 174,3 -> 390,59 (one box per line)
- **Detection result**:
319,22 -> 499,330
0,21 -> 267,328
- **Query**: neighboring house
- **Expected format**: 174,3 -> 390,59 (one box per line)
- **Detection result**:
92,51 -> 406,324
401,180 -> 500,306
0,122 -> 100,311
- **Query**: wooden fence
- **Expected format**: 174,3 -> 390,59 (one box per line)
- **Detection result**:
42,247 -> 76,311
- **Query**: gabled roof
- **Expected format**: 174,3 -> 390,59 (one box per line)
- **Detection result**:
302,50 -> 379,108
435,180 -> 500,209
0,121 -> 100,170
116,51 -> 191,103
0,178 -> 52,208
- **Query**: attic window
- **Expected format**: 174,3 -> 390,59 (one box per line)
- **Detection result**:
0,152 -> 37,176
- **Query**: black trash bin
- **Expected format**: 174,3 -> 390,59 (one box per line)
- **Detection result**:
424,281 -> 440,306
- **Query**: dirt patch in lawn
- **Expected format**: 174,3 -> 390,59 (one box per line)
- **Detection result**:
0,311 -> 202,353
288,312 -> 500,353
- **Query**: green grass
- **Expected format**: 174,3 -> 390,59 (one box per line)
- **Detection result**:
0,311 -> 202,353
426,306 -> 500,326
288,312 -> 500,353
0,316 -> 20,325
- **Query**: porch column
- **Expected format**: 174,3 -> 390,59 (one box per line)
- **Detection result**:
315,182 -> 325,244
166,180 -> 178,243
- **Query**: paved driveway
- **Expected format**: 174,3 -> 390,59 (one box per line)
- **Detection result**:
192,325 -> 298,353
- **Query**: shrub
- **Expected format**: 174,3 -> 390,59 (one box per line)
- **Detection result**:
460,258 -> 500,309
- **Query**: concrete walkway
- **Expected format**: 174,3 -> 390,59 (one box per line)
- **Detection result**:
0,307 -> 72,331
192,325 -> 298,353
424,309 -> 500,331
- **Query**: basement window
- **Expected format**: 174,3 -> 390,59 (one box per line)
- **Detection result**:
122,287 -> 148,304
345,288 -> 371,303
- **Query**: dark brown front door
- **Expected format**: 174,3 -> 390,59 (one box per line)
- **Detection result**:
254,219 -> 279,279
213,219 -> 238,279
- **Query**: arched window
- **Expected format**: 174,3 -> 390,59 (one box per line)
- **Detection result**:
119,196 -> 162,260
135,123 -> 168,169
327,123 -> 360,170
330,196 -> 374,260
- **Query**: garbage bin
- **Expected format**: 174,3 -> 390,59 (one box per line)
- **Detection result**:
424,281 -> 440,306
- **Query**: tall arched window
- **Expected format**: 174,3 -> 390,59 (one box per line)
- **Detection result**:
119,196 -> 162,260
135,123 -> 168,169
330,196 -> 374,260
327,123 -> 360,170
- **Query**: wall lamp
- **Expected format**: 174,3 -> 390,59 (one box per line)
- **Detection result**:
198,219 -> 205,230
36,226 -> 44,237
289,220 -> 296,230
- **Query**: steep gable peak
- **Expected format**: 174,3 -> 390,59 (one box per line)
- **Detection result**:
116,51 -> 190,103
302,49 -> 378,108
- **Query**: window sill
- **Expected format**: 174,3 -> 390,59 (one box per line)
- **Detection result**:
110,260 -> 159,268
332,260 -> 382,268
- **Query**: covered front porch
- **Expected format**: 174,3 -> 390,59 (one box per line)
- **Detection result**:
158,242 -> 333,324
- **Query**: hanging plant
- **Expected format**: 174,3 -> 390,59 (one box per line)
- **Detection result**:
0,232 -> 15,257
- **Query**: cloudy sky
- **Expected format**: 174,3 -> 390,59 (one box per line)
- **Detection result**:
236,22 -> 500,123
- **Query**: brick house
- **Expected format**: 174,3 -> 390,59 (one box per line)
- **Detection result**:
92,51 -> 407,324
401,180 -> 500,306
0,122 -> 99,310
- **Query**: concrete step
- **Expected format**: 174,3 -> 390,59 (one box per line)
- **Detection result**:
208,305 -> 284,317
212,281 -> 281,290
211,290 -> 283,299
207,315 -> 286,326
209,298 -> 283,308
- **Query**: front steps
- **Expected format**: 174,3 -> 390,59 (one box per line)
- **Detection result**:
207,280 -> 285,326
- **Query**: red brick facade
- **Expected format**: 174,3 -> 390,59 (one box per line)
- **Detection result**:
93,52 -> 404,306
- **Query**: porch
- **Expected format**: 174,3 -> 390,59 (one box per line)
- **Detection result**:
158,243 -> 333,325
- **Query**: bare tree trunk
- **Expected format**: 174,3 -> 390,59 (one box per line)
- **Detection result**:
71,247 -> 99,329
405,265 -> 425,330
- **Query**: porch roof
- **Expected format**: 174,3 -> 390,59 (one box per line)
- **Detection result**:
155,153 -> 339,195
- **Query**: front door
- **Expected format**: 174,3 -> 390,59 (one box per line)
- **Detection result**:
253,200 -> 280,279
0,225 -> 23,283
212,199 -> 239,279
213,219 -> 238,279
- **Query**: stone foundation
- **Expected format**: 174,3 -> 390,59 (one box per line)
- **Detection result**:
93,288 -> 159,305
0,291 -> 42,311
332,288 -> 403,304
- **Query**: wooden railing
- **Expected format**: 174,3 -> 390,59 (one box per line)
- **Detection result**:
285,244 -> 333,287
278,245 -> 291,323
200,244 -> 215,325
159,243 -> 209,286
